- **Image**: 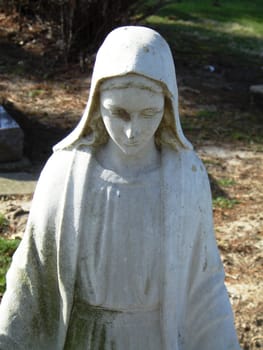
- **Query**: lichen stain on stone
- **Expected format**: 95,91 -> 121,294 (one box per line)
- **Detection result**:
192,165 -> 197,172
110,340 -> 117,350
143,45 -> 150,53
202,256 -> 208,272
99,324 -> 106,350
64,304 -> 120,349
202,244 -> 208,272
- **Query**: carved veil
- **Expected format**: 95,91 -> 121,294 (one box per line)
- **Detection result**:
54,26 -> 192,151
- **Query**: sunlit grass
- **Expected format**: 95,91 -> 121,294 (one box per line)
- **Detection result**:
0,237 -> 20,296
157,0 -> 263,28
217,178 -> 236,187
0,213 -> 8,232
213,196 -> 239,209
145,0 -> 263,59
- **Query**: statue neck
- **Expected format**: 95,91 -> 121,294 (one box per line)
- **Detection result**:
96,139 -> 161,177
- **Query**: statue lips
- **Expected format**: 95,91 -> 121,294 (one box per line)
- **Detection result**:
125,141 -> 139,146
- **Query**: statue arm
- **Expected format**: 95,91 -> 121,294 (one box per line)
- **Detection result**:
0,150 -> 77,350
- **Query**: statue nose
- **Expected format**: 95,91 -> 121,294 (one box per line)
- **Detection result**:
126,127 -> 135,139
125,118 -> 139,139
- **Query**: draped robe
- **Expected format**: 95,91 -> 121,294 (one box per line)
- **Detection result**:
0,144 -> 240,349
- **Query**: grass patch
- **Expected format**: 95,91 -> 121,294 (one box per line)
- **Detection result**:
0,212 -> 9,233
213,196 -> 239,209
159,0 -> 263,27
28,89 -> 45,99
145,0 -> 263,60
217,178 -> 236,187
231,131 -> 263,144
0,237 -> 20,295
231,131 -> 250,141
197,110 -> 218,119
203,159 -> 222,167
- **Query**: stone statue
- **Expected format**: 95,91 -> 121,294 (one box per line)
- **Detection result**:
0,26 -> 240,349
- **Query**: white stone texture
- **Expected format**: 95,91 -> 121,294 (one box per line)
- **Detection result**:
0,26 -> 240,350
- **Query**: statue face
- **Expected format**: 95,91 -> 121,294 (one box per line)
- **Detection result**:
100,84 -> 164,156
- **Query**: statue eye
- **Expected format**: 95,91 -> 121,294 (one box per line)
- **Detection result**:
110,108 -> 130,121
141,108 -> 159,117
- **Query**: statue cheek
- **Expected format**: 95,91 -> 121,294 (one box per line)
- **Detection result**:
107,121 -> 123,141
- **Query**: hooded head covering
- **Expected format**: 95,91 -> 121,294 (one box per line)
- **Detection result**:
54,26 -> 192,151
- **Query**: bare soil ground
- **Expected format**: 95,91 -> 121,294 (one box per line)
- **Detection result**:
0,12 -> 262,349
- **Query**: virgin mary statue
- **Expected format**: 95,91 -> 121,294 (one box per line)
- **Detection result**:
0,26 -> 240,349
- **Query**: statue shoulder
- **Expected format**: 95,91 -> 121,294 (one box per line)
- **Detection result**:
43,144 -> 92,177
163,147 -> 210,197
183,149 -> 207,177
34,145 -> 92,203
164,147 -> 207,175
182,149 -> 210,190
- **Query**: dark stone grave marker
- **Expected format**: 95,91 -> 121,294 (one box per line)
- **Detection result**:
0,106 -> 24,162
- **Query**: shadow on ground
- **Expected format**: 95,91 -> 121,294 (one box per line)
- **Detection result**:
3,101 -> 71,164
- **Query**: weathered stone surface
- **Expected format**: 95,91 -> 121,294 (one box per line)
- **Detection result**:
0,26 -> 241,350
0,106 -> 24,162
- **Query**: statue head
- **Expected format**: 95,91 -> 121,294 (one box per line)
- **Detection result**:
54,26 -> 192,152
99,74 -> 164,156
